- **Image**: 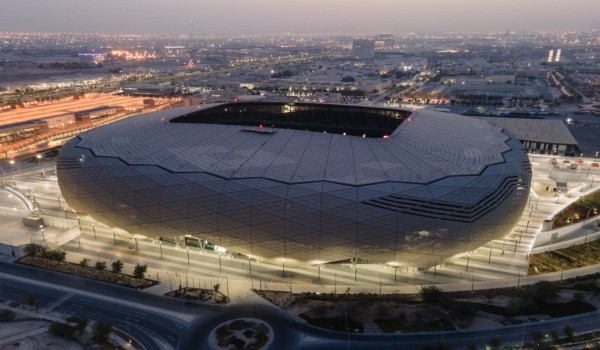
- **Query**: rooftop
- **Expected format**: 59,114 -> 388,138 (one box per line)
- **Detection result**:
480,117 -> 577,145
73,104 -> 515,187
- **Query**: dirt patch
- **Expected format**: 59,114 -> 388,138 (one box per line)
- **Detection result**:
165,287 -> 228,304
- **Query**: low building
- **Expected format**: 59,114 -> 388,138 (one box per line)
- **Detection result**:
480,117 -> 579,156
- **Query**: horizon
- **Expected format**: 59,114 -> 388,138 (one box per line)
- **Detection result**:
1,0 -> 599,36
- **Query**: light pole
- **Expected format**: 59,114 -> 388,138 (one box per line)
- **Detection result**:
219,253 -> 222,272
39,225 -> 45,240
186,247 -> 190,264
159,241 -> 163,259
317,264 -> 321,283
92,223 -> 96,239
57,194 -> 61,208
113,229 -> 116,245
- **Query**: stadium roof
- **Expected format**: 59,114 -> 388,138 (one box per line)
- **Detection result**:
74,104 -> 514,186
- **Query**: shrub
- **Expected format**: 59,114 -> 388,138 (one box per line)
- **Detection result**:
80,258 -> 89,267
48,322 -> 76,338
23,293 -> 38,312
420,286 -> 443,303
65,316 -> 89,334
133,263 -> 147,278
564,325 -> 576,342
216,326 -> 231,338
92,321 -> 113,344
23,243 -> 44,257
111,260 -> 124,273
38,248 -> 66,262
0,309 -> 16,322
95,261 -> 106,271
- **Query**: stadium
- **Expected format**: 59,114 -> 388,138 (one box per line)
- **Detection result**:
57,102 -> 531,268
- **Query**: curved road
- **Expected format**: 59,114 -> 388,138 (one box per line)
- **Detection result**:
2,261 -> 600,349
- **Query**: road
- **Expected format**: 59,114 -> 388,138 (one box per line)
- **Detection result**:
0,261 -> 205,349
2,259 -> 600,349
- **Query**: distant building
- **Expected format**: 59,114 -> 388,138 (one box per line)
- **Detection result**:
122,84 -> 175,97
373,34 -> 395,49
352,39 -> 375,59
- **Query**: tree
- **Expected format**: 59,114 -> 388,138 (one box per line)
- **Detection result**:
133,263 -> 147,278
92,321 -> 113,344
549,330 -> 560,345
488,336 -> 502,350
214,283 -> 221,292
80,258 -> 89,267
23,293 -> 39,312
111,260 -> 124,273
95,261 -> 106,271
564,325 -> 575,343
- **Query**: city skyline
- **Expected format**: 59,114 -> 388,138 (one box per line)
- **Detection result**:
1,0 -> 599,35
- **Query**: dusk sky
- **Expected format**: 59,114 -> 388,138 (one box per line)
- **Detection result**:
1,0 -> 598,35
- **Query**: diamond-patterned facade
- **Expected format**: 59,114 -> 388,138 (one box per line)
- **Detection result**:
57,103 -> 530,268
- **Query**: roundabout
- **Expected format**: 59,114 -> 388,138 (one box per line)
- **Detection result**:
210,317 -> 273,350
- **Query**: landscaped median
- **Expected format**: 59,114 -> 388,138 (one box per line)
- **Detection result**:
17,243 -> 157,289
256,278 -> 599,341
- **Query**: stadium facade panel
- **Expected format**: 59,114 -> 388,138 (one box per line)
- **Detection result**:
57,102 -> 530,268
